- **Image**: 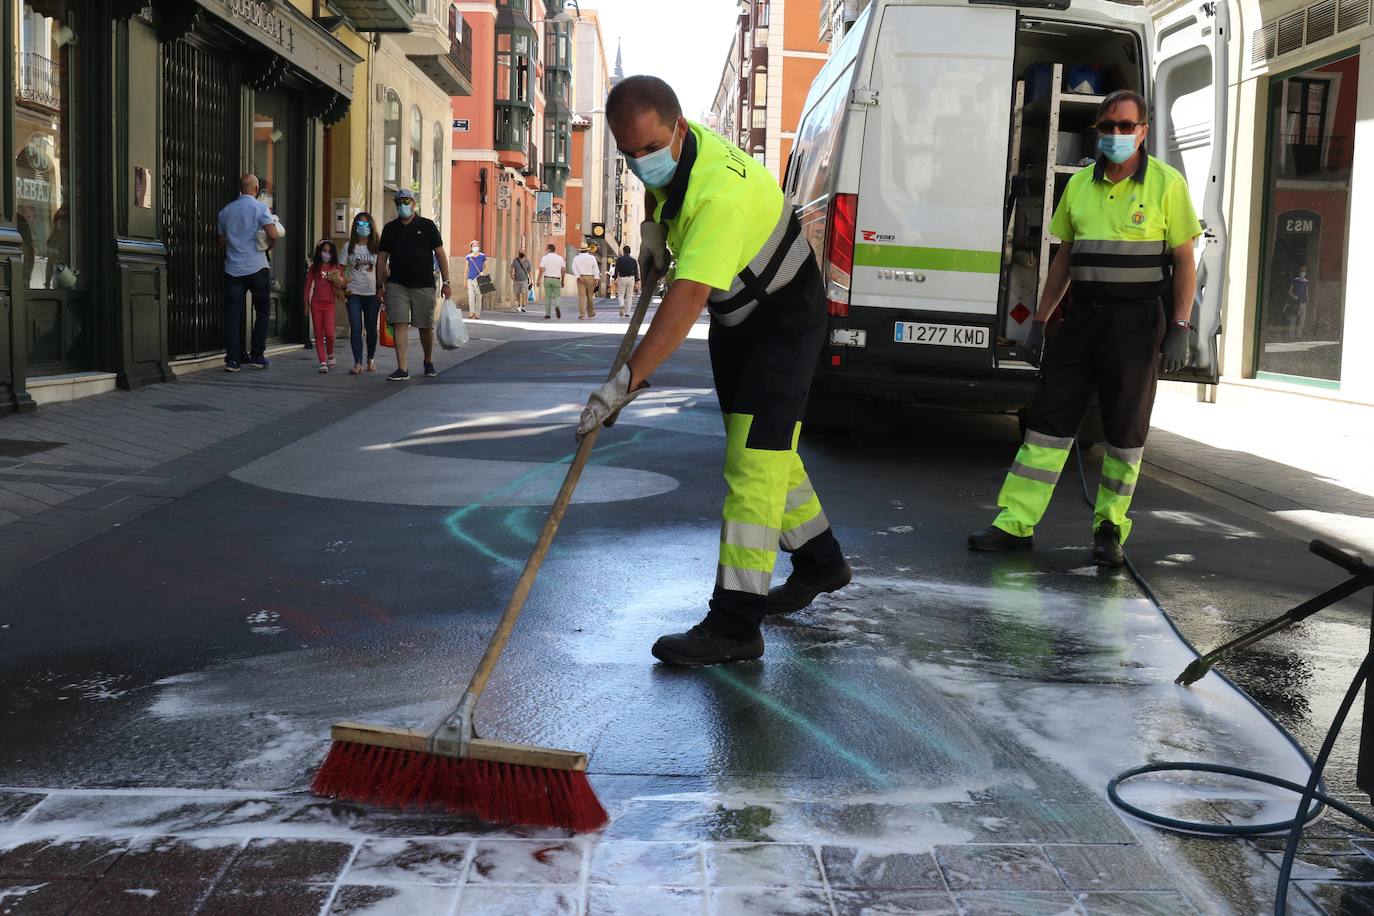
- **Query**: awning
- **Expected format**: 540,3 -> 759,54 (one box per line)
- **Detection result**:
331,0 -> 416,33
193,0 -> 364,99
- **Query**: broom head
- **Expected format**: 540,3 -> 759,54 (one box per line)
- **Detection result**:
311,722 -> 608,833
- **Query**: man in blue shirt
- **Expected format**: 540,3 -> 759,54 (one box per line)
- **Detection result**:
217,174 -> 280,371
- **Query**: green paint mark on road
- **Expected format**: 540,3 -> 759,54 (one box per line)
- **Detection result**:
708,666 -> 893,788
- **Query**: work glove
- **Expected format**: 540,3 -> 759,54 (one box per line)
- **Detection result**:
1024,320 -> 1046,368
1160,324 -> 1191,373
638,221 -> 669,280
577,365 -> 649,438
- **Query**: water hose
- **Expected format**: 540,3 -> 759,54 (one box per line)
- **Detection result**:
1069,441 -> 1374,915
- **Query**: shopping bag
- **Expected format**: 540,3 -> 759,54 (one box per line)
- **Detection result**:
379,307 -> 395,348
527,286 -> 536,303
436,297 -> 469,350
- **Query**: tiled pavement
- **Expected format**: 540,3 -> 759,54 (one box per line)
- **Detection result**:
1147,381 -> 1374,555
4,786 -> 1374,914
0,785 -> 1202,915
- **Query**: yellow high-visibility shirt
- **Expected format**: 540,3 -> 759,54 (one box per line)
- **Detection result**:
651,122 -> 782,292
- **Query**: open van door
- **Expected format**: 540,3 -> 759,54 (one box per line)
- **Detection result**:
1150,0 -> 1230,384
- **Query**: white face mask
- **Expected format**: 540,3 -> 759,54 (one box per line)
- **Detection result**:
321,252 -> 333,263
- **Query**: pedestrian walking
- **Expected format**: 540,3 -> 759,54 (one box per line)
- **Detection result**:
303,239 -> 345,373
465,241 -> 488,319
377,188 -> 451,381
614,244 -> 639,318
572,244 -> 600,320
579,76 -> 850,667
511,250 -> 533,313
539,243 -> 565,320
216,174 -> 280,372
344,211 -> 382,375
968,90 -> 1202,567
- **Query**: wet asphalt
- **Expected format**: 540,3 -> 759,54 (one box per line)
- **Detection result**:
1,318 -> 1371,914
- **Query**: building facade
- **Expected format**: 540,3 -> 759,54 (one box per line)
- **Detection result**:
709,0 -> 829,183
1210,0 -> 1373,402
1,0 -> 473,413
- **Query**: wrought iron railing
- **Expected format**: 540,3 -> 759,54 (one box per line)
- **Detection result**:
18,52 -> 60,111
448,14 -> 473,85
1280,133 -> 1349,178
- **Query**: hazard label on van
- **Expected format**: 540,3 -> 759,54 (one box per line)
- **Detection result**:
894,321 -> 989,348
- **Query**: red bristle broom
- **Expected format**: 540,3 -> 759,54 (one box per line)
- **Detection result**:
312,268 -> 666,833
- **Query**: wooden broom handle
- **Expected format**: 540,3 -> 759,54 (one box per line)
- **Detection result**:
461,271 -> 662,703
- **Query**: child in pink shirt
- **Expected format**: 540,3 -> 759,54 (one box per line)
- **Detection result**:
304,240 -> 346,372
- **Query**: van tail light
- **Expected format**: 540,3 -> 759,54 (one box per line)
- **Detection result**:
825,193 -> 857,317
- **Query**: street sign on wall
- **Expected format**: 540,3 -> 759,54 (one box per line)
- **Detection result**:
535,191 -> 553,224
453,119 -> 470,132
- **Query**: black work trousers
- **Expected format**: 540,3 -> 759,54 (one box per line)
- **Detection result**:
1027,297 -> 1166,450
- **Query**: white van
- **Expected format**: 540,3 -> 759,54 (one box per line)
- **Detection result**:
785,0 -> 1228,425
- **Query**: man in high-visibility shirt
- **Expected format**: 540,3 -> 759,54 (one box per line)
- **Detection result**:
578,75 -> 851,666
968,90 -> 1201,566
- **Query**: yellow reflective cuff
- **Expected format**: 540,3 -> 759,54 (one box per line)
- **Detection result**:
720,543 -> 777,574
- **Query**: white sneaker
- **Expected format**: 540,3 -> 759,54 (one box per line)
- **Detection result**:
318,363 -> 329,374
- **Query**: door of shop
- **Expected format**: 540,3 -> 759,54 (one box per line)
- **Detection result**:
162,38 -> 239,359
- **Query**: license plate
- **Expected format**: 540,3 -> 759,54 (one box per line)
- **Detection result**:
893,322 -> 989,348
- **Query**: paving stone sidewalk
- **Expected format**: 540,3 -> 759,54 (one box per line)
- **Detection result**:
0,332 -> 501,581
1147,381 -> 1374,555
0,787 -> 1235,915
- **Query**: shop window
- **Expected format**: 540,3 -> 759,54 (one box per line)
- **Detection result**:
433,122 -> 445,217
15,1 -> 80,292
383,90 -> 401,187
410,105 -> 423,198
1255,53 -> 1359,386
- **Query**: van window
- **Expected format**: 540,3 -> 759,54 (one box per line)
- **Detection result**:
793,60 -> 854,209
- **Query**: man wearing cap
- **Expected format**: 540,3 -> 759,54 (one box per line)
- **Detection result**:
378,188 -> 451,380
572,244 -> 601,320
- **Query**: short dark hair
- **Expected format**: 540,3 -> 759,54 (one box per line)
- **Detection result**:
623,245 -> 631,255
1096,89 -> 1148,125
547,243 -> 556,251
606,75 -> 683,129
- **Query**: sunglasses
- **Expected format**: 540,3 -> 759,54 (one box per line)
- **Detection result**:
1096,120 -> 1144,134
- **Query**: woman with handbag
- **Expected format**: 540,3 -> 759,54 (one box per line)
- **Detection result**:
343,212 -> 383,374
465,241 -> 488,319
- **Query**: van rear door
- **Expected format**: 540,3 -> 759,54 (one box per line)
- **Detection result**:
1150,0 -> 1229,384
851,5 -> 1016,330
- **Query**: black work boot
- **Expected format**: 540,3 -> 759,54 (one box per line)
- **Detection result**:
651,600 -> 764,667
766,529 -> 852,615
1092,522 -> 1125,567
968,525 -> 1034,552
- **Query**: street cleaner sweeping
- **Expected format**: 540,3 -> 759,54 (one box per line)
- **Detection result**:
968,90 -> 1202,567
577,75 -> 851,667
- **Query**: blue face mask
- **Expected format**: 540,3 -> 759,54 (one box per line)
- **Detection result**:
355,222 -> 371,238
626,123 -> 682,188
397,202 -> 414,219
1097,133 -> 1140,165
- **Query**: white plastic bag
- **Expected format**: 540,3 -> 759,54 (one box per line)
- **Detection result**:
437,297 -> 469,350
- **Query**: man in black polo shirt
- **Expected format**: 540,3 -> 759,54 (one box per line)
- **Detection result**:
378,188 -> 451,380
613,244 -> 639,319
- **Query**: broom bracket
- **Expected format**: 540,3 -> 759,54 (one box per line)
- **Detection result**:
430,691 -> 478,757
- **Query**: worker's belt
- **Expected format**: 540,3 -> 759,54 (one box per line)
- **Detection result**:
707,205 -> 811,328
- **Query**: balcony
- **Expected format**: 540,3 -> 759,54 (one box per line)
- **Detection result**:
333,0 -> 415,32
18,52 -> 59,112
404,8 -> 473,96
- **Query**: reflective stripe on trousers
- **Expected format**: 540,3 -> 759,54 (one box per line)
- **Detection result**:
1094,443 -> 1144,542
992,431 -> 1074,538
717,414 -> 828,596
